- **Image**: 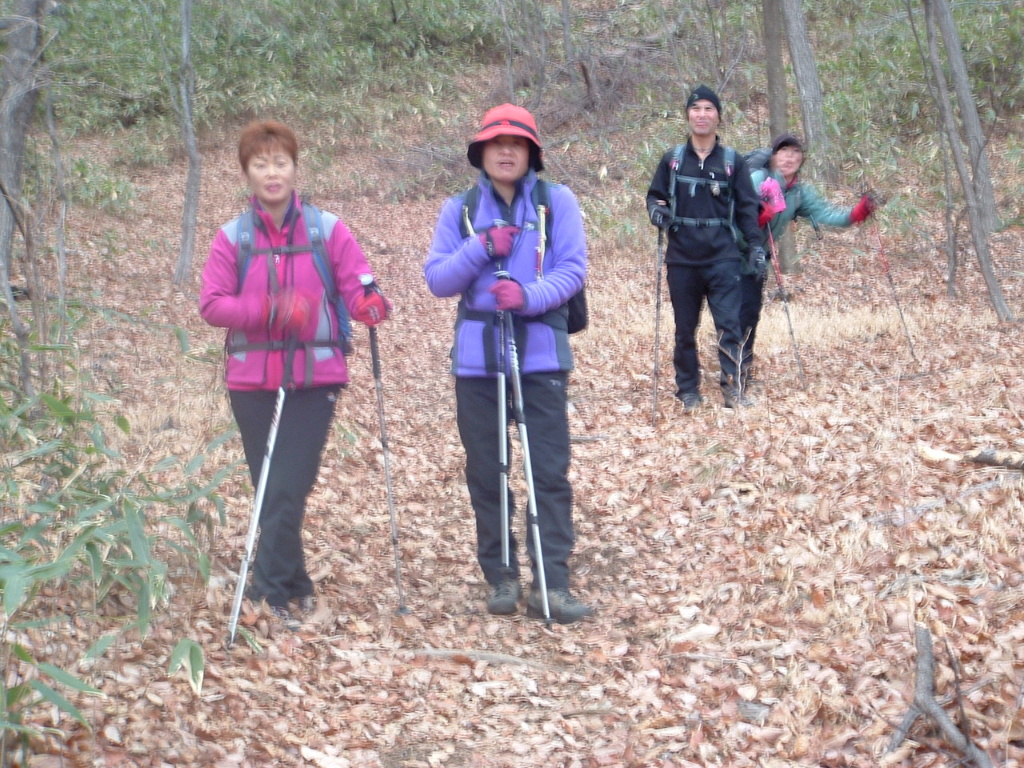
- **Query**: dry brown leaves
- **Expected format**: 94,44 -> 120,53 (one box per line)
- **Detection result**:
17,123 -> 1024,768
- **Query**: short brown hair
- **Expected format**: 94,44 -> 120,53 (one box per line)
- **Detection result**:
237,120 -> 298,171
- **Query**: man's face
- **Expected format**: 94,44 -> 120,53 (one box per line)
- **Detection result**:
687,100 -> 720,138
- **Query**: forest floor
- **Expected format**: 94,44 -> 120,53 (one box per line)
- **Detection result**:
16,118 -> 1024,768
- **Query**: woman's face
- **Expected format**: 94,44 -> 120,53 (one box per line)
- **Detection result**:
482,135 -> 531,187
771,146 -> 803,181
244,145 -> 296,211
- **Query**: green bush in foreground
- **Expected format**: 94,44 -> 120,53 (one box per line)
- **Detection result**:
0,331 -> 233,763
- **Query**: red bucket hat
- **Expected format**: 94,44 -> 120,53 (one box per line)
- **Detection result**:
467,103 -> 544,171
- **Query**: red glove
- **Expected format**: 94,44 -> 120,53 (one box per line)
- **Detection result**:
261,288 -> 314,334
850,194 -> 876,224
758,202 -> 774,228
479,226 -> 521,259
352,289 -> 391,326
489,279 -> 525,311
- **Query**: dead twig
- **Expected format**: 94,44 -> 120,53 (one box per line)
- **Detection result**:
919,444 -> 1024,471
409,647 -> 555,670
871,475 -> 1018,526
887,624 -> 993,767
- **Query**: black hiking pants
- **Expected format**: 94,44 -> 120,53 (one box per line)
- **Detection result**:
666,261 -> 744,395
230,385 -> 340,608
455,373 -> 575,591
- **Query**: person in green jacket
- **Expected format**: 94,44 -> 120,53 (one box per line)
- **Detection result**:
739,133 -> 878,388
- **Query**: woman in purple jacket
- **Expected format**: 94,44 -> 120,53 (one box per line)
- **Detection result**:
201,120 -> 389,629
424,104 -> 592,624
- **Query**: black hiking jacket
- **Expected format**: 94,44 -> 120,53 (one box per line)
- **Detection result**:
646,139 -> 763,267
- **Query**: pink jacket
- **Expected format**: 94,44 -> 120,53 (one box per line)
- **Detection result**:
200,194 -> 375,390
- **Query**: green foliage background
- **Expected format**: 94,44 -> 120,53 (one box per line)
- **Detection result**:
22,0 -> 1021,201
47,0 -> 497,134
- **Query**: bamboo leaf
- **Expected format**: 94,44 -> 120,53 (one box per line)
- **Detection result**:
124,507 -> 151,566
2,568 -> 27,615
84,634 -> 117,660
36,662 -> 102,695
175,326 -> 190,354
39,393 -> 78,424
28,680 -> 89,726
168,638 -> 204,695
184,453 -> 205,476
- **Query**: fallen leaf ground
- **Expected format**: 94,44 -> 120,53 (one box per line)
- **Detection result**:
20,118 -> 1024,768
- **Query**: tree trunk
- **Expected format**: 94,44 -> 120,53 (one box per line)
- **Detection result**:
762,0 -> 788,142
44,88 -> 69,345
762,0 -> 797,272
560,0 -> 576,86
173,0 -> 200,287
931,0 -> 999,238
0,0 -> 49,398
923,0 -> 1013,321
779,0 -> 834,184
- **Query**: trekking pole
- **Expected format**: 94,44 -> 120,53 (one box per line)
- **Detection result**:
651,229 -> 665,426
227,386 -> 286,647
496,271 -> 551,626
766,229 -> 808,390
496,303 -> 512,577
871,219 -> 918,362
362,276 -> 409,615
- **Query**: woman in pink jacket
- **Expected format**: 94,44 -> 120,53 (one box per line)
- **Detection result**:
200,120 -> 389,629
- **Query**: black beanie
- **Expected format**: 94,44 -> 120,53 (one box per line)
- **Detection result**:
686,85 -> 722,115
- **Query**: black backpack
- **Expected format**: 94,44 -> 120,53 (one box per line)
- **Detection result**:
457,180 -> 588,334
743,146 -> 772,174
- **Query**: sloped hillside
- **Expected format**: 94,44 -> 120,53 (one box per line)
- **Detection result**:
29,109 -> 1024,768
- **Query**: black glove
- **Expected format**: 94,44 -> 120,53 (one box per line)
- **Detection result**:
748,246 -> 767,280
648,204 -> 673,230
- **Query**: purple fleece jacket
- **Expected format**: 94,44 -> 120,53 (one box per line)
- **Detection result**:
424,171 -> 587,377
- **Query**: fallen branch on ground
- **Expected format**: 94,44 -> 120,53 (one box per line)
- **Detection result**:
918,444 -> 1024,470
871,476 -> 1016,526
886,624 -> 993,767
409,647 -> 555,669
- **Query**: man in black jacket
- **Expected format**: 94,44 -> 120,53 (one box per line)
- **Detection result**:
646,85 -> 767,410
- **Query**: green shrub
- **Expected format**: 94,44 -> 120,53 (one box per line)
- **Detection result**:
0,330 -> 232,760
50,0 -> 498,135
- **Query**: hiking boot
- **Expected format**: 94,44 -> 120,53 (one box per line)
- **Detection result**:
722,389 -> 754,409
487,579 -> 522,615
268,604 -> 302,632
244,583 -> 265,603
526,588 -> 593,624
676,391 -> 703,412
293,594 -> 316,614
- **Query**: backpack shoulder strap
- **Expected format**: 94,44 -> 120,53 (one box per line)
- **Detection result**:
530,179 -> 553,241
722,145 -> 739,239
668,144 -> 685,216
460,180 -> 554,239
302,202 -> 334,298
459,186 -> 482,238
235,207 -> 256,293
301,202 -> 353,351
